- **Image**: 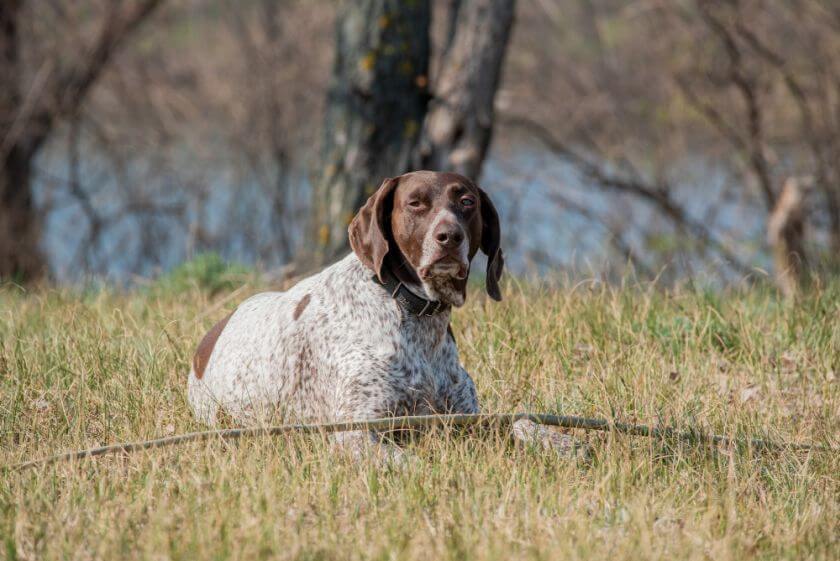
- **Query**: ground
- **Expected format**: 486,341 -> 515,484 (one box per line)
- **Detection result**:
1,273 -> 838,560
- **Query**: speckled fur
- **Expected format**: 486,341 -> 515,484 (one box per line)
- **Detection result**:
187,253 -> 478,456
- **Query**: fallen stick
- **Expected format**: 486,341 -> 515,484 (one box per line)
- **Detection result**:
5,412 -> 835,472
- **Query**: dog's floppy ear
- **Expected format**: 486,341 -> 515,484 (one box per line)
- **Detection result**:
478,186 -> 504,301
348,176 -> 400,282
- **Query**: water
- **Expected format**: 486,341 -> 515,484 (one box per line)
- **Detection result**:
33,141 -> 769,286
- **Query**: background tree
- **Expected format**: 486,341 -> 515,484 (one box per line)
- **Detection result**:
309,0 -> 517,265
498,0 -> 840,288
415,0 -> 515,178
0,0 -> 162,282
2,0 -> 836,290
309,0 -> 431,265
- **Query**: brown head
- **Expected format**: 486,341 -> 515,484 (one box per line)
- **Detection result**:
348,170 -> 504,307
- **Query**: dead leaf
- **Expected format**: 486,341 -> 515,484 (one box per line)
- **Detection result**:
739,384 -> 760,404
780,351 -> 797,371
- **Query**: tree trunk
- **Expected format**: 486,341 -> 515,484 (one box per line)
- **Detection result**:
767,177 -> 808,299
415,0 -> 515,179
0,0 -> 44,281
0,147 -> 42,281
442,0 -> 462,55
310,0 -> 431,264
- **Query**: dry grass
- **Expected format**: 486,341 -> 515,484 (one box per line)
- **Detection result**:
1,276 -> 838,560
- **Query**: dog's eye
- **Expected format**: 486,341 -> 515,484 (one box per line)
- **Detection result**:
461,197 -> 476,208
407,200 -> 425,209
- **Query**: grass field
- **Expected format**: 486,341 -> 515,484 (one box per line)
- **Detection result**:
1,271 -> 838,560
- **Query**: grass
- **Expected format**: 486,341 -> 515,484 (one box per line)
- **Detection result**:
0,273 -> 838,560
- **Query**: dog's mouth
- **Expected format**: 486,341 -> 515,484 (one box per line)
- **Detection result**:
417,257 -> 469,281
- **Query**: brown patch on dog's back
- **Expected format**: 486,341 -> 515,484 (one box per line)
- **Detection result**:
193,312 -> 232,379
293,294 -> 311,320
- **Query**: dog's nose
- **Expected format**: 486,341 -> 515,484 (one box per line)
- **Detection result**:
434,224 -> 465,248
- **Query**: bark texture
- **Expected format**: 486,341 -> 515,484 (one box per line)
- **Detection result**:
415,0 -> 515,179
0,147 -> 42,281
310,0 -> 431,264
0,0 -> 43,281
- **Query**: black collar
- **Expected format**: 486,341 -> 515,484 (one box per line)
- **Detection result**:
373,268 -> 450,317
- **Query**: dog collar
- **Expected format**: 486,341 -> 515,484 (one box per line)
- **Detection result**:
373,269 -> 450,317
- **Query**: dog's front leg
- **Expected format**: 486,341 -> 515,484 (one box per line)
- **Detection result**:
330,378 -> 409,465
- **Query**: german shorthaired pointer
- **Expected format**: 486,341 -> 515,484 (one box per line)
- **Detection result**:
187,171 -> 572,459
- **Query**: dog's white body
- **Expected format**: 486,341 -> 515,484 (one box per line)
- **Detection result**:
188,254 -> 478,428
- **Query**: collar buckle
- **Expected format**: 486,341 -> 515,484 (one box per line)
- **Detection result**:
373,272 -> 447,317
391,281 -> 403,298
417,297 -> 443,317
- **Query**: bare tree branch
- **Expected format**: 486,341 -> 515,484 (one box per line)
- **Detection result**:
28,0 -> 164,155
500,113 -> 754,278
695,0 -> 776,210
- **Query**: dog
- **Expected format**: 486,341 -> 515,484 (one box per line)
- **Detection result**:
187,170 -> 576,459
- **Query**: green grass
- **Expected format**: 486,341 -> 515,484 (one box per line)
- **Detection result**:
1,275 -> 838,560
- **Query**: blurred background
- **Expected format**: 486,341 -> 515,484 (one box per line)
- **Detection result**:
1,0 -> 838,293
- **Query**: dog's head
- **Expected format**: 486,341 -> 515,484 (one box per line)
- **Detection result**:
349,170 -> 504,307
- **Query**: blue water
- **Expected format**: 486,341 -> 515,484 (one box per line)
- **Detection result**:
33,141 -> 768,285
